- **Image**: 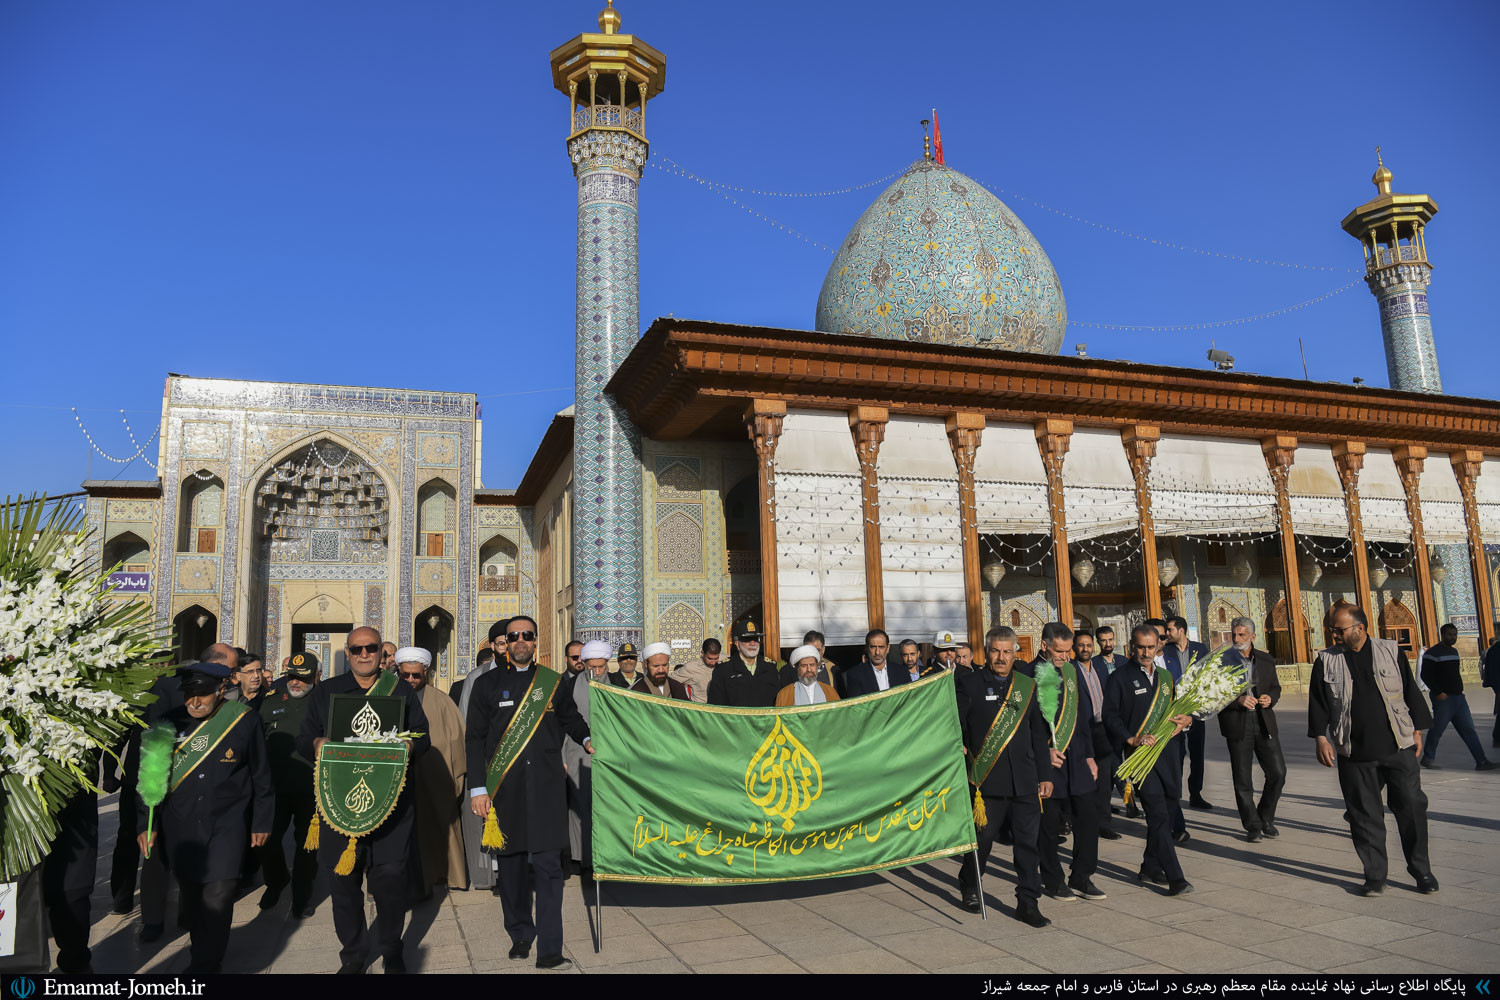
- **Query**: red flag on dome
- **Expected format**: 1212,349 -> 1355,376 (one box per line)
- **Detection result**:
932,110 -> 945,165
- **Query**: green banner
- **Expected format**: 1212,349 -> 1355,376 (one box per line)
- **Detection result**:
590,672 -> 975,885
314,741 -> 410,838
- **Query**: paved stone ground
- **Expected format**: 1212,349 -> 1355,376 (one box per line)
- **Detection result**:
76,698 -> 1500,974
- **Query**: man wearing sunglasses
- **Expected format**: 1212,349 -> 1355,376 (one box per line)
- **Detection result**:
297,626 -> 431,974
1309,606 -> 1437,897
465,615 -> 591,971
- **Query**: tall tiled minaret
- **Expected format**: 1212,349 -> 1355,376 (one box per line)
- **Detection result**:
550,3 -> 665,646
1341,149 -> 1442,392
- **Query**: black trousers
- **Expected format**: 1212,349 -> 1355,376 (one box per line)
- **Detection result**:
326,844 -> 409,966
497,850 -> 564,958
959,792 -> 1041,905
137,846 -> 171,927
1227,732 -> 1286,833
44,890 -> 91,973
110,784 -> 141,909
1093,752 -> 1118,834
258,785 -> 317,908
1040,791 -> 1099,889
1336,748 -> 1431,884
1186,721 -> 1207,798
1135,753 -> 1185,882
178,878 -> 237,973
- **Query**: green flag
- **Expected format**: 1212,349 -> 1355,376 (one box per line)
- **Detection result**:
590,672 -> 975,885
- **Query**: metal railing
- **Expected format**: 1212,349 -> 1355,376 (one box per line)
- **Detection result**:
1369,244 -> 1426,270
572,105 -> 644,136
479,573 -> 519,593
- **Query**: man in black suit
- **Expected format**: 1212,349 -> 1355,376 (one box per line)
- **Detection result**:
708,619 -> 783,707
844,628 -> 911,697
466,615 -> 591,971
1165,615 -> 1213,811
1032,624 -> 1103,902
956,625 -> 1052,927
1105,624 -> 1195,896
1093,626 -> 1130,677
1219,617 -> 1286,842
1073,630 -> 1119,841
297,627 -> 431,974
141,656 -> 274,973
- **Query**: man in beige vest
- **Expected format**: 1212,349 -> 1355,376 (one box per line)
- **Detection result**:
1308,606 -> 1437,897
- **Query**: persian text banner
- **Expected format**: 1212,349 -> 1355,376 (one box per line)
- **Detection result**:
590,673 -> 975,885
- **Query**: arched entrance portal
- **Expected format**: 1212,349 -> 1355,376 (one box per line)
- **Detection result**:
173,604 -> 217,663
245,437 -> 391,674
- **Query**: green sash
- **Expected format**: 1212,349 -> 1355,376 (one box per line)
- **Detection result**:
1047,662 -> 1079,754
484,666 -> 563,796
366,669 -> 399,697
168,700 -> 251,792
1129,667 -> 1175,755
969,672 -> 1037,788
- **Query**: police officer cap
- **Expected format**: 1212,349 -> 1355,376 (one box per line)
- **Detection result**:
734,619 -> 763,640
285,650 -> 319,679
487,618 -> 513,642
616,641 -> 639,660
178,661 -> 232,680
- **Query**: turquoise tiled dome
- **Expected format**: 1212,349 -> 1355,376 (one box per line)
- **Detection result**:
815,160 -> 1067,353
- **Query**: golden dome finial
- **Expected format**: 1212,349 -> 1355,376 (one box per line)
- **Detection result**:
1372,145 -> 1393,195
598,0 -> 621,34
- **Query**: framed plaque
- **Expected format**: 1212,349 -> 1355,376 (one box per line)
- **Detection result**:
328,694 -> 406,741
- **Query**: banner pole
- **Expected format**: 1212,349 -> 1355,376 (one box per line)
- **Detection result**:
972,846 -> 987,920
595,880 -> 604,953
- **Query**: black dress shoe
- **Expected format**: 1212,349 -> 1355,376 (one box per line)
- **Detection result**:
139,923 -> 164,944
1189,796 -> 1214,811
1246,830 -> 1263,843
536,955 -> 573,971
111,898 -> 133,915
258,881 -> 287,910
1013,902 -> 1051,928
292,902 -> 316,919
508,939 -> 532,960
1416,874 -> 1440,894
1043,884 -> 1077,902
383,955 -> 407,974
1125,803 -> 1141,819
1261,823 -> 1280,839
1167,880 -> 1194,896
337,961 -> 364,974
1099,828 -> 1122,840
1070,879 -> 1108,900
1138,868 -> 1169,886
961,888 -> 982,913
1172,829 -> 1191,845
1357,880 -> 1385,896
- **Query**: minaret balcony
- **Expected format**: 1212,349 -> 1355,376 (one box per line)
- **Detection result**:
571,104 -> 645,141
1368,244 -> 1427,271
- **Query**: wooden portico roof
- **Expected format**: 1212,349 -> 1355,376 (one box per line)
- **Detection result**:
606,318 -> 1500,452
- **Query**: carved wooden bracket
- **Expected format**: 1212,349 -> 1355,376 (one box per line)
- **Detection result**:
1450,449 -> 1496,649
1393,445 -> 1438,646
947,412 -> 985,643
850,406 -> 890,628
744,399 -> 787,650
1122,424 -> 1163,619
1332,440 -> 1373,623
1035,418 -> 1074,626
1260,435 -> 1309,662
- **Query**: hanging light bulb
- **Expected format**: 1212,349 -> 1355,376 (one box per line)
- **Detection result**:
1370,564 -> 1389,588
1300,555 -> 1323,588
427,612 -> 441,631
1429,553 -> 1447,584
1072,557 -> 1096,588
1230,551 -> 1253,584
981,559 -> 1006,589
1158,555 -> 1179,586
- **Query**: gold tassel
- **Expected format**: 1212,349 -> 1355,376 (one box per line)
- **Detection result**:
334,836 -> 358,875
304,810 -> 320,851
971,786 -> 987,829
1122,780 -> 1135,806
482,807 -> 506,850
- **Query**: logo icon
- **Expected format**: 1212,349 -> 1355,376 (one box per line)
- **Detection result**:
344,776 -> 376,814
745,717 -> 822,832
10,978 -> 36,1000
350,701 -> 382,740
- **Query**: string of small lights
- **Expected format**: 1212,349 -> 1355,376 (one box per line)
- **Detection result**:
654,153 -> 904,199
72,408 -> 158,467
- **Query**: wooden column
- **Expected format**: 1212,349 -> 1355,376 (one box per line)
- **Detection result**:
1035,418 -> 1074,628
1122,424 -> 1163,620
1262,435 -> 1311,664
745,399 -> 786,653
1452,450 -> 1496,650
947,412 -> 986,644
1333,441 -> 1374,625
849,406 -> 889,630
1394,446 -> 1440,648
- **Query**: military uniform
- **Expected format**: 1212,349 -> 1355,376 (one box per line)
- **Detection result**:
955,667 -> 1050,918
139,698 -> 273,972
464,662 -> 590,958
296,670 -> 431,971
256,662 -> 319,914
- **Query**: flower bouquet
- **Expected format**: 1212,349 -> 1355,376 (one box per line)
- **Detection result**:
1115,645 -> 1247,800
0,495 -> 169,878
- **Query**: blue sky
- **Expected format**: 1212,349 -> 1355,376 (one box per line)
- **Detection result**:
3,1 -> 1496,498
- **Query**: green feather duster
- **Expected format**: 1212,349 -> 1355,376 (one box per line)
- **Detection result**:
1035,663 -> 1062,728
137,722 -> 174,857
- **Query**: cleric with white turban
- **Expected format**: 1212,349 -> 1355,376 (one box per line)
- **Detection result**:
774,645 -> 842,707
395,646 -> 432,669
635,641 -> 688,700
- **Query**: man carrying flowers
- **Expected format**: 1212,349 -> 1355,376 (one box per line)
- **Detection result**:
1103,624 -> 1195,896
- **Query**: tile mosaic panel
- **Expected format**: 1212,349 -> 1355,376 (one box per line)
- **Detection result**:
182,421 -> 230,460
417,432 -> 459,468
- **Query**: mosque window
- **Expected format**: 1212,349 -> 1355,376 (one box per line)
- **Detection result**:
479,535 -> 519,592
103,531 -> 151,573
178,473 -> 224,553
417,479 -> 456,557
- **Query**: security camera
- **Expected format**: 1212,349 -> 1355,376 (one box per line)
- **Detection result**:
1207,349 -> 1235,371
